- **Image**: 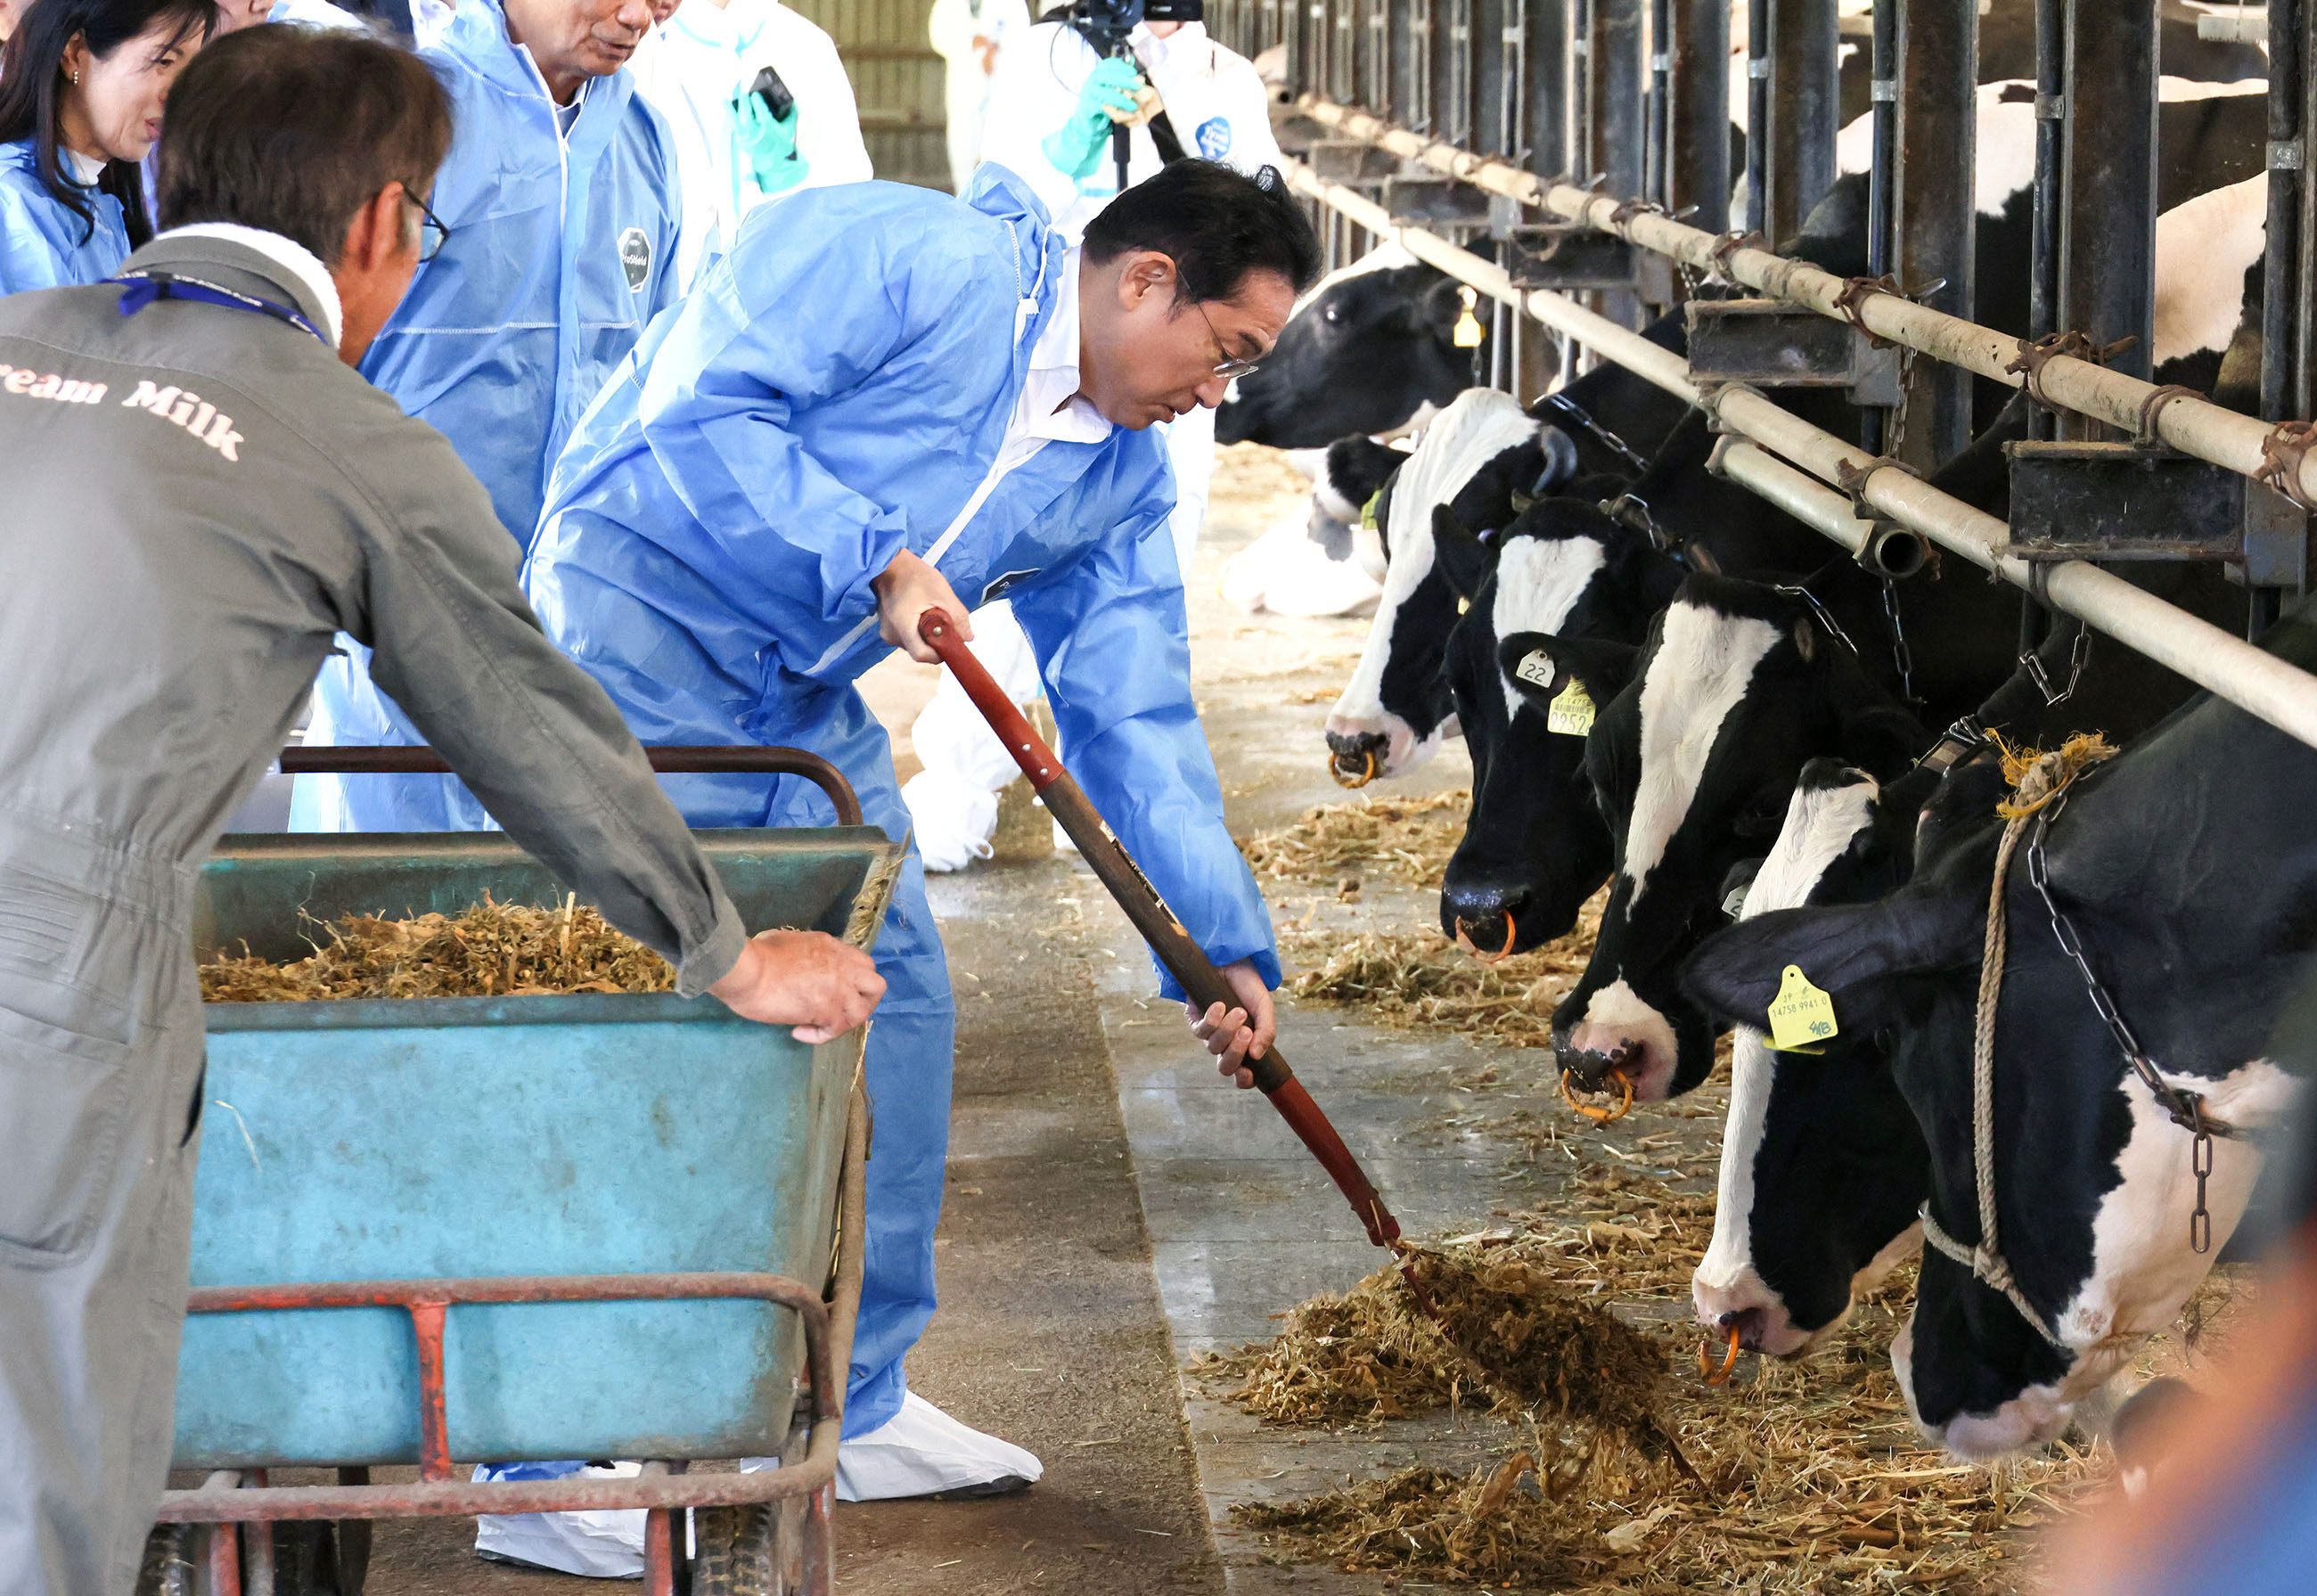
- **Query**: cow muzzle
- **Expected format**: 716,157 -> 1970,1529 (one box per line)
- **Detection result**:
1324,727 -> 1391,787
1558,997 -> 1679,1101
1691,1273 -> 1813,1359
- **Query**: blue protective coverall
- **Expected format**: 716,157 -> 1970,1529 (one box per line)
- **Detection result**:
0,139 -> 129,295
292,0 -> 683,830
522,166 -> 1280,1432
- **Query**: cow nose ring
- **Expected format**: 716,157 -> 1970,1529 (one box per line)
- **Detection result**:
1559,1065 -> 1634,1123
1330,747 -> 1380,789
1453,910 -> 1518,964
1697,1324 -> 1741,1386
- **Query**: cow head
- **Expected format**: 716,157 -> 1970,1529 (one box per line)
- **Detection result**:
1685,761 -> 1930,1358
1548,571 -> 1925,1101
1310,436 -> 1406,583
1435,498 -> 1679,954
1216,265 -> 1485,448
1323,389 -> 1564,783
1685,723 -> 2306,1458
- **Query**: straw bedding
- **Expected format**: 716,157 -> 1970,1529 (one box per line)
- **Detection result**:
200,896 -> 675,1002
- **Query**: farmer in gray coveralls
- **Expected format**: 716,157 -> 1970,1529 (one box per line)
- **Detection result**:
0,26 -> 888,1593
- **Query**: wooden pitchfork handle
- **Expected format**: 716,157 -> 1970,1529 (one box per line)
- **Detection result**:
916,605 -> 1406,1252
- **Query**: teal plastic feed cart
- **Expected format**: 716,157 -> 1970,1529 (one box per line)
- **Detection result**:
147,748 -> 900,1596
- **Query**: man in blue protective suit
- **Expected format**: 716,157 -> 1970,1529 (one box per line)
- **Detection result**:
290,0 -> 683,831
524,157 -> 1321,1500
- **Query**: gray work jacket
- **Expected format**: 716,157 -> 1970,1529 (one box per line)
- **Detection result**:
0,231 -> 750,1087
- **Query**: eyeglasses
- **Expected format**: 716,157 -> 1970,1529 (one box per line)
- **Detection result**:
1196,300 -> 1265,381
399,183 -> 451,263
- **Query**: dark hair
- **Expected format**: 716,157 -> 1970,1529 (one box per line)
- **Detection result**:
1082,158 -> 1322,302
0,0 -> 217,248
156,24 -> 451,266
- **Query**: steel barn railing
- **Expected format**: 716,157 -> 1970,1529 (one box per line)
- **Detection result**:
1219,0 -> 2317,751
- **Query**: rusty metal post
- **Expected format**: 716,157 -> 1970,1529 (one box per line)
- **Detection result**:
408,1299 -> 454,1482
1766,0 -> 1838,244
2058,0 -> 2158,439
1893,0 -> 1978,468
1668,0 -> 1728,233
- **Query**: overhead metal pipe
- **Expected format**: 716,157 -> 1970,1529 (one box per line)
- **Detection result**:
1291,95 -> 2317,513
1278,151 -> 2317,752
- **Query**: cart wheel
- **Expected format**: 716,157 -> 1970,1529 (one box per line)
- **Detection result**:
135,1526 -> 194,1596
259,1522 -> 366,1596
690,1504 -> 775,1596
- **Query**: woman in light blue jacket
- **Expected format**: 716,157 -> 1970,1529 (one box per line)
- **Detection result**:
0,0 -> 214,293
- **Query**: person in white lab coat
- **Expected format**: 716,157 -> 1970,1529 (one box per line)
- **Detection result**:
902,0 -> 1279,872
627,0 -> 871,285
928,0 -> 1028,194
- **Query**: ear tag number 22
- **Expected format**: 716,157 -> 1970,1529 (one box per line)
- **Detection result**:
1766,965 -> 1838,1053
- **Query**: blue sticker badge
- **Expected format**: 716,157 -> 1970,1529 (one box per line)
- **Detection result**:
1195,116 -> 1232,160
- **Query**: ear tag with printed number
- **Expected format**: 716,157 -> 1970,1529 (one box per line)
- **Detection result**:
1766,964 -> 1838,1053
1547,681 -> 1595,737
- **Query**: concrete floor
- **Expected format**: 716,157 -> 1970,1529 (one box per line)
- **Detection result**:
348,445 -> 1728,1593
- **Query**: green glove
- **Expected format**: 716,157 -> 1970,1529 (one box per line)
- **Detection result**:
733,89 -> 807,196
1039,56 -> 1143,181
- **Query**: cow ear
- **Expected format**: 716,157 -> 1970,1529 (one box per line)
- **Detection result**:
1429,503 -> 1492,600
1681,890 -> 1982,1039
1497,631 -> 1640,714
1826,652 -> 1931,778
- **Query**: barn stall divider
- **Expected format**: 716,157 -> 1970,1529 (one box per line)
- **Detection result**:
1216,0 -> 2317,750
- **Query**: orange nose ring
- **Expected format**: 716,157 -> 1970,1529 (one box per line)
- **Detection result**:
1698,1324 -> 1741,1386
1559,1066 -> 1634,1124
1453,910 -> 1519,964
1330,747 -> 1381,789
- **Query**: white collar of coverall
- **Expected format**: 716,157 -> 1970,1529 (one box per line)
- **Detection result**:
152,223 -> 345,348
1129,20 -> 1208,63
1016,245 -> 1110,446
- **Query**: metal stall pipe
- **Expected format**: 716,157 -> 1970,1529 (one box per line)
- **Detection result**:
1290,95 -> 2317,514
1767,0 -> 1839,244
1279,152 -> 2317,751
1893,0 -> 1979,469
2059,0 -> 2160,427
1667,0 -> 1728,232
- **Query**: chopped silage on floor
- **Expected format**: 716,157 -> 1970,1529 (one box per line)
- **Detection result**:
1217,793 -> 2241,1592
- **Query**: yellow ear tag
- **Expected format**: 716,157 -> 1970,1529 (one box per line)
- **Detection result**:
1766,964 -> 1839,1053
1546,680 -> 1595,737
1453,285 -> 1486,348
1359,487 -> 1385,532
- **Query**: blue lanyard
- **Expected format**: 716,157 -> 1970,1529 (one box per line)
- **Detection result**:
107,270 -> 331,348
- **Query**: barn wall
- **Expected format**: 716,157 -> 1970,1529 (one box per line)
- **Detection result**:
787,0 -> 952,188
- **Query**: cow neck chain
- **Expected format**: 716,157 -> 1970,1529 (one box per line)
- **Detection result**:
1536,392 -> 1652,477
1772,582 -> 1863,659
1924,746 -> 2238,1350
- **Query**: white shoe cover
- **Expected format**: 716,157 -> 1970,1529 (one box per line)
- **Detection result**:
830,1391 -> 1043,1502
472,1461 -> 644,1577
902,768 -> 998,873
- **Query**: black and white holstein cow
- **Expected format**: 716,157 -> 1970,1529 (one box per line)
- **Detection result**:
1682,604 -> 2317,1456
1216,245 -> 1514,449
1690,616 -> 2232,1361
1318,387 -> 1584,782
1321,323 -> 1696,787
1528,142 -> 2275,1102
